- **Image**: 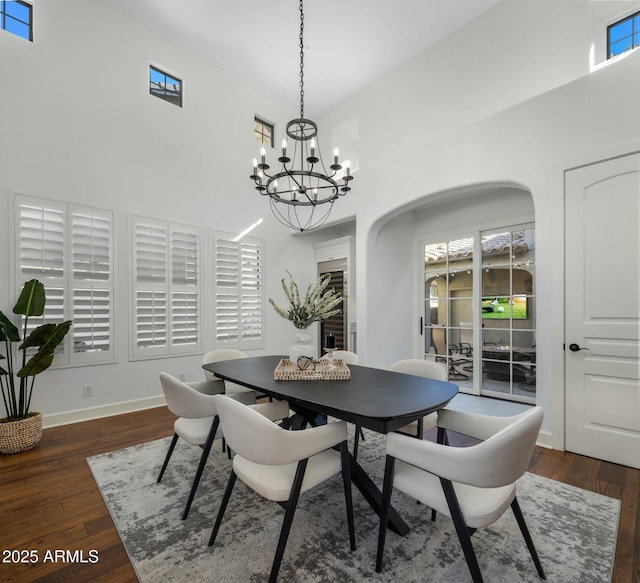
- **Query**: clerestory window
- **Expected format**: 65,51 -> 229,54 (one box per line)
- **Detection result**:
1,0 -> 32,41
608,10 -> 640,58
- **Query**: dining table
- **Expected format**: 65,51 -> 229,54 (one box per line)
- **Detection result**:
203,354 -> 458,535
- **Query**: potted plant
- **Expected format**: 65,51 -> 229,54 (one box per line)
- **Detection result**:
0,280 -> 72,454
269,272 -> 343,362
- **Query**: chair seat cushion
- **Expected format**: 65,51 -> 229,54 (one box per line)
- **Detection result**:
393,460 -> 516,528
175,416 -> 222,445
233,449 -> 342,502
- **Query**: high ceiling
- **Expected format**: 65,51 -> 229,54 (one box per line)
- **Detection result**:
106,0 -> 500,117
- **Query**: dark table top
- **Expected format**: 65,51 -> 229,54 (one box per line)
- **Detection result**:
204,355 -> 458,434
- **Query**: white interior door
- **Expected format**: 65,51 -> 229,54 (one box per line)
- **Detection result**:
565,152 -> 640,469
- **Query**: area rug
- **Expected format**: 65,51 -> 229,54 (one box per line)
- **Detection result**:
87,430 -> 619,583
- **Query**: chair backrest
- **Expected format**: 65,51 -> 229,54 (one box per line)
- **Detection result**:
202,349 -> 247,381
431,327 -> 448,356
455,406 -> 543,488
330,350 -> 359,365
389,358 -> 447,381
159,372 -> 218,419
215,394 -> 346,466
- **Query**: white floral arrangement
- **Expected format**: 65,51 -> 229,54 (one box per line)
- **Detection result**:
269,271 -> 343,329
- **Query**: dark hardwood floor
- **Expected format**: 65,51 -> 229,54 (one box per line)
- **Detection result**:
1,406 -> 638,582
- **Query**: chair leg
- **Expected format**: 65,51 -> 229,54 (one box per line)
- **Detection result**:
157,433 -> 179,483
269,459 -> 308,583
208,470 -> 238,547
436,427 -> 449,445
441,478 -> 484,583
182,416 -> 220,520
511,497 -> 546,579
353,425 -> 361,460
339,441 -> 356,551
375,455 -> 396,573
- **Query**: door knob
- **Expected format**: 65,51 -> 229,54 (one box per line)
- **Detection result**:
568,343 -> 589,352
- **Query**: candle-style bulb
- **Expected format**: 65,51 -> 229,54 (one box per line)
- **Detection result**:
333,147 -> 339,165
281,139 -> 287,157
310,138 -> 316,156
253,158 -> 258,169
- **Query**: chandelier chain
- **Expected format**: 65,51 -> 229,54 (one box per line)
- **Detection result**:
298,0 -> 305,118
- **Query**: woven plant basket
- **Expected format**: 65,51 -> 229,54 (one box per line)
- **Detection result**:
0,412 -> 43,454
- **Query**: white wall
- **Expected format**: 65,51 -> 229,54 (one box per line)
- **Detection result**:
313,0 -> 640,443
0,0 -> 318,425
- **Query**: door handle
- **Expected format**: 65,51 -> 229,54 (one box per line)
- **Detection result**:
568,343 -> 590,352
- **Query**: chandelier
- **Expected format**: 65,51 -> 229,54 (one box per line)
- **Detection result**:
250,0 -> 353,232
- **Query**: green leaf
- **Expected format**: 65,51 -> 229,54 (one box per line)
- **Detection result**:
21,321 -> 72,353
0,311 -> 20,342
40,321 -> 72,353
19,324 -> 58,350
13,280 -> 46,317
18,351 -> 55,377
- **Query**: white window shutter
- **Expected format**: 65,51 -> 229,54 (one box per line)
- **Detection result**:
18,201 -> 65,278
214,232 -> 264,349
169,224 -> 200,353
13,194 -> 115,366
131,216 -> 201,359
70,205 -> 114,362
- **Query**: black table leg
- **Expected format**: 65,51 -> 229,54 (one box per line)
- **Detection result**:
286,403 -> 410,536
349,452 -> 410,536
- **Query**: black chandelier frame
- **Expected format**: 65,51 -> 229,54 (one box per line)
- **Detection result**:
249,0 -> 353,232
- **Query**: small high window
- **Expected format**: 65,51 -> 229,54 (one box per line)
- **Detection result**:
1,0 -> 32,41
608,10 -> 640,58
254,117 -> 274,147
149,65 -> 183,107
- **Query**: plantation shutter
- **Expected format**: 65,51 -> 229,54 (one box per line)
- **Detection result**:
214,232 -> 264,349
170,226 -> 200,350
70,207 -> 113,360
240,240 -> 263,342
133,218 -> 168,356
13,194 -> 115,365
131,216 -> 201,359
18,201 -> 65,278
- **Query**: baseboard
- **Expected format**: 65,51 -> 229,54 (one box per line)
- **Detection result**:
536,429 -> 553,449
42,395 -> 167,429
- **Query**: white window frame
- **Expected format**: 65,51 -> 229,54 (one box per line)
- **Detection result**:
11,192 -> 116,367
213,231 -> 264,350
130,214 -> 201,360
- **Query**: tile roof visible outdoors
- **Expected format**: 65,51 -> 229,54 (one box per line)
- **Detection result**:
424,231 -> 532,263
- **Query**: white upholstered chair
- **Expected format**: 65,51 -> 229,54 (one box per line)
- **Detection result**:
157,372 -> 285,520
202,348 -> 258,398
376,406 -> 546,583
320,349 -> 359,365
209,394 -> 356,583
389,359 -> 447,438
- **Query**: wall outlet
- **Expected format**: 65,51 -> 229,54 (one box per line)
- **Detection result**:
83,385 -> 93,397
178,372 -> 186,381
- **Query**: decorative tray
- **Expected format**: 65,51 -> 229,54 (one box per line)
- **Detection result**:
274,358 -> 351,381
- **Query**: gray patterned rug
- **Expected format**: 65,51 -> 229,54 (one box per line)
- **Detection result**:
87,430 -> 619,582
